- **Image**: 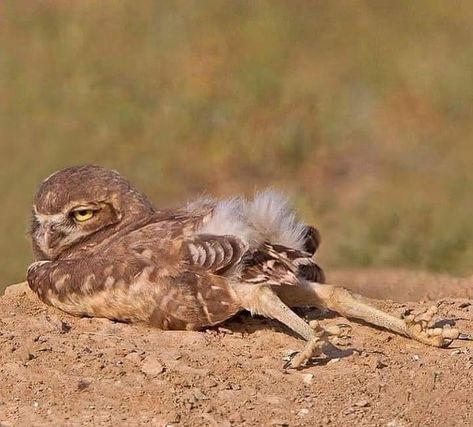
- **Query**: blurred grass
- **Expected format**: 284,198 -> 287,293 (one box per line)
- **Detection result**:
1,1 -> 473,291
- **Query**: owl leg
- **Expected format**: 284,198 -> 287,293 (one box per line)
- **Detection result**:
236,285 -> 342,368
284,282 -> 466,348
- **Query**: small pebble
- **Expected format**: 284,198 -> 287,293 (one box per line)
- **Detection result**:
203,377 -> 218,388
302,373 -> 314,385
192,388 -> 208,401
228,413 -> 244,424
124,352 -> 142,364
297,408 -> 309,417
225,382 -> 241,391
20,352 -> 35,363
165,411 -> 181,424
375,359 -> 388,369
269,419 -> 288,426
77,379 -> 91,391
355,399 -> 370,408
140,356 -> 164,376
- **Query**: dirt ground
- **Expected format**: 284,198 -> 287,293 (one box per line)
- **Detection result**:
0,270 -> 472,427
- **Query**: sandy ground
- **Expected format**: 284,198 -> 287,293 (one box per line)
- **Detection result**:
0,270 -> 472,427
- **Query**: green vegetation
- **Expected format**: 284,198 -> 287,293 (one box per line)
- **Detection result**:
1,1 -> 473,290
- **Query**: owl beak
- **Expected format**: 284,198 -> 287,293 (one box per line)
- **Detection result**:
38,221 -> 64,255
46,226 -> 65,249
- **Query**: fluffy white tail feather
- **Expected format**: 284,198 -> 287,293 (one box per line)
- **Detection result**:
246,190 -> 307,250
199,197 -> 253,241
193,190 -> 307,250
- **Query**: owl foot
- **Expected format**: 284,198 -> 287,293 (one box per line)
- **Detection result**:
403,305 -> 466,347
287,322 -> 347,369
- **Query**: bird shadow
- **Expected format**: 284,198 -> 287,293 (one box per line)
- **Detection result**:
216,309 -> 354,343
431,318 -> 458,328
282,342 -> 357,369
306,346 -> 356,367
215,311 -> 358,367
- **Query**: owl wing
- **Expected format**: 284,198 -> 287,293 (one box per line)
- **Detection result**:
27,252 -> 243,331
240,243 -> 325,286
103,216 -> 246,330
151,205 -> 324,286
148,233 -> 249,328
180,233 -> 325,287
181,234 -> 249,274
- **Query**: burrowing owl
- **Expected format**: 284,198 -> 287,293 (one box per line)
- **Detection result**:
27,165 -> 466,367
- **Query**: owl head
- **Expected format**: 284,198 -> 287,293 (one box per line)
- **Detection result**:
31,165 -> 155,260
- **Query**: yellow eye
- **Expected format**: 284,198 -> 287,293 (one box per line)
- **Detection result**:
72,209 -> 94,222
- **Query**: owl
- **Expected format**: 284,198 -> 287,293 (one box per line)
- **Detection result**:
27,165 -> 466,367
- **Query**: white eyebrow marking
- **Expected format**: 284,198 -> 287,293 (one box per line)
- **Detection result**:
34,212 -> 65,223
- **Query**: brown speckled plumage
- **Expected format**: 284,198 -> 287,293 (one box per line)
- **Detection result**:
27,165 -> 467,367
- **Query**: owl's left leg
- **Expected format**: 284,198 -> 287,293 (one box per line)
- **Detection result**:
234,285 -> 342,368
279,281 -> 469,348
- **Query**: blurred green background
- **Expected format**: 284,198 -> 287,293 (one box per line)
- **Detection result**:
1,1 -> 473,291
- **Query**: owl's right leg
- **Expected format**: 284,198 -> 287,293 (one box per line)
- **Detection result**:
234,285 -> 342,368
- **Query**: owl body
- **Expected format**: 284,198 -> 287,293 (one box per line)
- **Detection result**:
28,165 -> 466,359
27,165 -> 324,331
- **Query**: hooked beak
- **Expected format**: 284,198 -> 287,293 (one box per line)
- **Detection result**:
37,220 -> 65,257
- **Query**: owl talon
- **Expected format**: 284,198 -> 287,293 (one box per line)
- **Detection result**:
288,322 -> 345,369
289,336 -> 326,369
458,333 -> 473,341
403,305 -> 463,347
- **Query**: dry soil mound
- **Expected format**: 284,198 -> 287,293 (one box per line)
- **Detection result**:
0,271 -> 472,426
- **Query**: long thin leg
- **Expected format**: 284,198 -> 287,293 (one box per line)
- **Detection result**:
278,281 -> 461,347
235,285 -> 339,367
252,286 -> 316,341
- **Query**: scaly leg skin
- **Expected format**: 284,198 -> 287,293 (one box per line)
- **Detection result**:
289,322 -> 344,368
281,282 -> 468,348
238,286 -> 343,368
238,284 -> 470,369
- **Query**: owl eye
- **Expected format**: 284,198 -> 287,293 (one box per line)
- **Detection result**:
72,209 -> 94,222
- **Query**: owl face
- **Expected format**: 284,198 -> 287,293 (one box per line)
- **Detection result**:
31,165 -> 155,260
31,198 -> 122,260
